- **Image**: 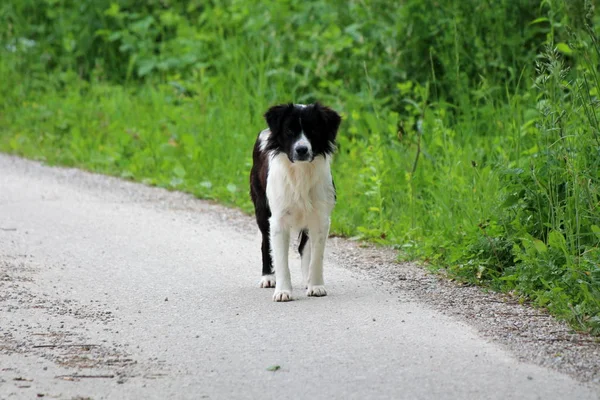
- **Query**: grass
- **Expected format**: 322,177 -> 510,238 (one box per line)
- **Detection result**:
1,0 -> 599,334
0,54 -> 277,210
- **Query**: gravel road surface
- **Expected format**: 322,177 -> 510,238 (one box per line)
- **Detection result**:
1,154 -> 599,399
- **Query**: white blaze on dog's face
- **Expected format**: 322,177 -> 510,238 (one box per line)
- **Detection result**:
291,103 -> 313,162
263,103 -> 341,164
292,131 -> 313,162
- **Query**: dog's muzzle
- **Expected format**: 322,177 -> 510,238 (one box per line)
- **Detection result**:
294,146 -> 309,161
294,145 -> 312,162
291,135 -> 314,162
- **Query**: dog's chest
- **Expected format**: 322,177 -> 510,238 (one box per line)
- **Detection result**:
266,154 -> 334,228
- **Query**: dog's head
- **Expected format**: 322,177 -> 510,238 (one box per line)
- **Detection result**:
263,102 -> 341,163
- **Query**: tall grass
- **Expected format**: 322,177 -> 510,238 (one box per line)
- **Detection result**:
1,0 -> 599,333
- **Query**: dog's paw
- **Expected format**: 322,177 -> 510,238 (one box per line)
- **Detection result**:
259,275 -> 276,288
272,290 -> 292,302
307,285 -> 327,297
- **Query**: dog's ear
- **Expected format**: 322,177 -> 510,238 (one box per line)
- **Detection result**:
264,103 -> 294,134
314,102 -> 342,142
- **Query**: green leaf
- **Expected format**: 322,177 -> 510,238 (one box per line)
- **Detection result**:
108,32 -> 122,42
169,177 -> 183,187
120,170 -> 134,179
104,3 -> 121,17
266,365 -> 280,372
529,17 -> 549,25
533,239 -> 547,253
548,230 -> 566,251
502,192 -> 520,208
556,43 -> 573,55
137,59 -> 156,77
173,165 -> 186,178
130,16 -> 155,33
591,225 -> 600,241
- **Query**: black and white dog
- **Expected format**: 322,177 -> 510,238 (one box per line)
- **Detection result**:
250,103 -> 341,302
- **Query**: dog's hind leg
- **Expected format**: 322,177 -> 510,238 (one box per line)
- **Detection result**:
256,206 -> 275,288
259,230 -> 275,288
298,230 -> 310,289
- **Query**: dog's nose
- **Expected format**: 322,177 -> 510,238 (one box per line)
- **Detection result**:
295,146 -> 309,157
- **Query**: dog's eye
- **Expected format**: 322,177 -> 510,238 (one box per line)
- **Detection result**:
286,130 -> 294,136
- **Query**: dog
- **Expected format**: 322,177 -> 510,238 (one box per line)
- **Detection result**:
250,102 -> 341,302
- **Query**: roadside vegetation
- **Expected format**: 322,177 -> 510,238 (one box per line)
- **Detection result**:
1,0 -> 599,333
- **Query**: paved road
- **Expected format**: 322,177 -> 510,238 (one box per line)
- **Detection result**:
0,154 -> 598,400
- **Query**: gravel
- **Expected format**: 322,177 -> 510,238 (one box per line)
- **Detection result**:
329,241 -> 600,384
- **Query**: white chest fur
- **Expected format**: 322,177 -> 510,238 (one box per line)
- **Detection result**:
266,153 -> 335,229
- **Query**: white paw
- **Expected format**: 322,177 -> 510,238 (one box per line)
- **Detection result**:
307,285 -> 327,297
272,290 -> 292,302
260,275 -> 276,288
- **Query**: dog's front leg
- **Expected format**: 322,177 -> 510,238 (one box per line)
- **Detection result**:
306,217 -> 329,297
270,217 -> 292,302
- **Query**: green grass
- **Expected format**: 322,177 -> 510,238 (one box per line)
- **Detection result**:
1,0 -> 599,334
